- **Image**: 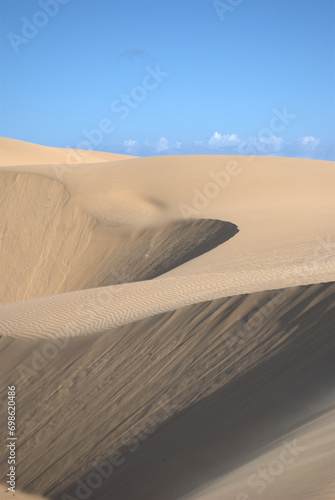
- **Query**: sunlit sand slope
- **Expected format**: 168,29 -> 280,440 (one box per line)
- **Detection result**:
0,141 -> 334,308
0,137 -> 134,167
1,258 -> 334,340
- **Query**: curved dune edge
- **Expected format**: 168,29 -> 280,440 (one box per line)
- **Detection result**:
0,170 -> 238,303
1,140 -> 334,306
1,282 -> 333,499
0,258 -> 334,339
68,218 -> 239,289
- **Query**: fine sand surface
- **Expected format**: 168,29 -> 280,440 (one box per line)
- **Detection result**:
0,283 -> 334,499
0,138 -> 334,499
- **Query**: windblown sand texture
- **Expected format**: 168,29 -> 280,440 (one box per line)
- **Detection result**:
0,137 -> 334,499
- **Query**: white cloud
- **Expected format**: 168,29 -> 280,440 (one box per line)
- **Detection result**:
123,139 -> 137,147
155,137 -> 169,152
117,134 -> 328,159
234,135 -> 284,155
285,136 -> 322,158
123,139 -> 138,153
208,132 -> 241,148
205,132 -> 283,154
299,136 -> 320,149
256,135 -> 284,153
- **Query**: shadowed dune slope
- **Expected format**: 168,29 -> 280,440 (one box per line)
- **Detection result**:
67,218 -> 238,290
179,410 -> 335,500
0,283 -> 334,499
0,171 -> 238,303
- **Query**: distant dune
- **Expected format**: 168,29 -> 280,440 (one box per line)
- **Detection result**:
0,137 -> 134,167
0,138 -> 334,499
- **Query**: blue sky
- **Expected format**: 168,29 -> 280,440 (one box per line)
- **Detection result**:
0,0 -> 334,159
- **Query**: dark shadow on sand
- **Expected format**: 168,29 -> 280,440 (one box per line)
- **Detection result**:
99,219 -> 239,286
57,283 -> 335,500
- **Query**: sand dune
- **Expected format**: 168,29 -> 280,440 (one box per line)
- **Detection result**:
0,283 -> 334,499
180,410 -> 335,500
1,260 -> 334,340
0,137 -> 134,167
0,138 -> 334,499
0,139 -> 334,309
0,170 -> 238,303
